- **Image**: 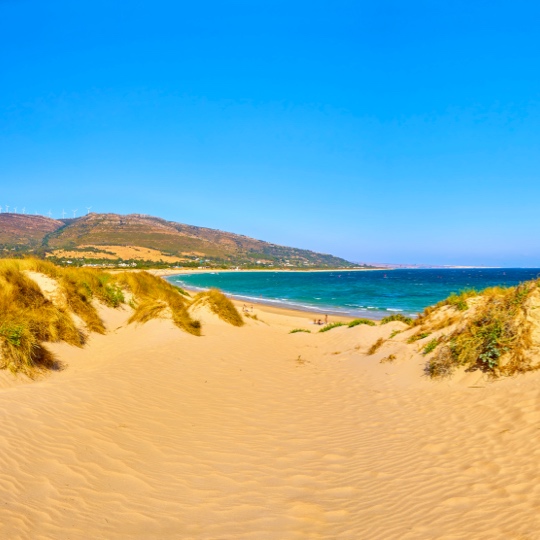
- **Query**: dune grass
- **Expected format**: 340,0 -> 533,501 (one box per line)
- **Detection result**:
319,322 -> 345,333
407,331 -> 431,343
289,328 -> 311,334
368,337 -> 385,355
117,271 -> 201,335
425,282 -> 538,377
0,260 -> 84,375
191,288 -> 244,327
380,313 -> 413,325
348,318 -> 376,328
0,259 -> 205,374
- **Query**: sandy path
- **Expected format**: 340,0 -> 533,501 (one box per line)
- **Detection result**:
0,308 -> 539,539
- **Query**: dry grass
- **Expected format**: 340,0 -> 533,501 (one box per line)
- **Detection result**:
425,282 -> 539,378
0,260 -> 83,375
0,260 -> 204,374
117,271 -> 201,335
191,289 -> 244,327
368,337 -> 385,355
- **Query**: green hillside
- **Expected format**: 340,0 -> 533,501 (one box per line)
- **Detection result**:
0,213 -> 358,268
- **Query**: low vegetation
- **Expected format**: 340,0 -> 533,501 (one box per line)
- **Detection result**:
289,328 -> 311,334
424,282 -> 539,378
380,313 -> 413,325
348,318 -> 375,328
319,322 -> 346,333
0,259 -> 245,375
191,288 -> 244,327
368,337 -> 385,355
407,331 -> 431,343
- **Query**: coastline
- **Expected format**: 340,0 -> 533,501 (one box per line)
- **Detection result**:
147,267 -> 384,277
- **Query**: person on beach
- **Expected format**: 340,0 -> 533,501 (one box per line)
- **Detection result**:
325,314 -> 328,324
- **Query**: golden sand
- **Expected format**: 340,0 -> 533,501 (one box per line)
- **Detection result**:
0,278 -> 538,539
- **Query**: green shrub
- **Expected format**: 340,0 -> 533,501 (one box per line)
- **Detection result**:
381,313 -> 413,325
290,328 -> 311,334
319,322 -> 345,333
348,318 -> 375,328
423,338 -> 441,355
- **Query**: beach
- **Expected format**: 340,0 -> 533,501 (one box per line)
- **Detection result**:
1,280 -> 539,539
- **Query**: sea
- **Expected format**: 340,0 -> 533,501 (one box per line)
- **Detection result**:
167,268 -> 540,320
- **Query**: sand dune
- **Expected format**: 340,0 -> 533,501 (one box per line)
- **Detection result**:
1,288 -> 539,538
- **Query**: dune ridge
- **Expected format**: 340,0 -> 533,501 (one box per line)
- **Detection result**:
0,268 -> 539,538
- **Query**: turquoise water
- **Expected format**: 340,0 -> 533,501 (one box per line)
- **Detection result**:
167,269 -> 540,319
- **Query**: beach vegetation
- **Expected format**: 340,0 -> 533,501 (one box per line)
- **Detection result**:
381,314 -> 413,325
348,318 -> 376,328
425,282 -> 538,377
389,330 -> 402,339
117,271 -> 201,335
290,328 -> 311,334
0,259 -> 205,374
407,331 -> 431,343
191,288 -> 244,327
422,338 -> 442,355
380,354 -> 396,363
368,337 -> 385,355
319,322 -> 345,333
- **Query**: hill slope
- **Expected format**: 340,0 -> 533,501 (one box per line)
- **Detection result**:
0,212 -> 355,267
0,214 -> 63,248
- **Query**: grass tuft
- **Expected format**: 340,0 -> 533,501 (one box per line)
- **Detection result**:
290,328 -> 311,334
407,331 -> 431,343
425,282 -> 537,377
381,313 -> 413,325
368,337 -> 385,355
348,318 -> 376,328
191,288 -> 244,327
318,322 -> 345,333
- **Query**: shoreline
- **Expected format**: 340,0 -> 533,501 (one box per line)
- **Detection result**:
163,276 -> 374,322
148,267 -> 385,277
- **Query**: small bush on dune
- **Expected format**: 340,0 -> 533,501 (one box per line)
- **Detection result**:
191,288 -> 244,327
348,318 -> 375,328
290,328 -> 311,334
426,282 -> 537,377
319,322 -> 345,333
380,314 -> 413,325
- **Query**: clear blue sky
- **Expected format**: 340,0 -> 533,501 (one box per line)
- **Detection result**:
1,1 -> 540,266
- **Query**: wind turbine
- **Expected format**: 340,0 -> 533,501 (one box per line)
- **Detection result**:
13,207 -> 17,213
48,210 -> 52,218
72,209 -> 78,218
86,206 -> 92,214
21,207 -> 25,214
5,205 -> 9,213
0,206 -> 3,213
61,209 -> 66,219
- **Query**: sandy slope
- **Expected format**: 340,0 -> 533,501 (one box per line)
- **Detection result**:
0,299 -> 539,539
